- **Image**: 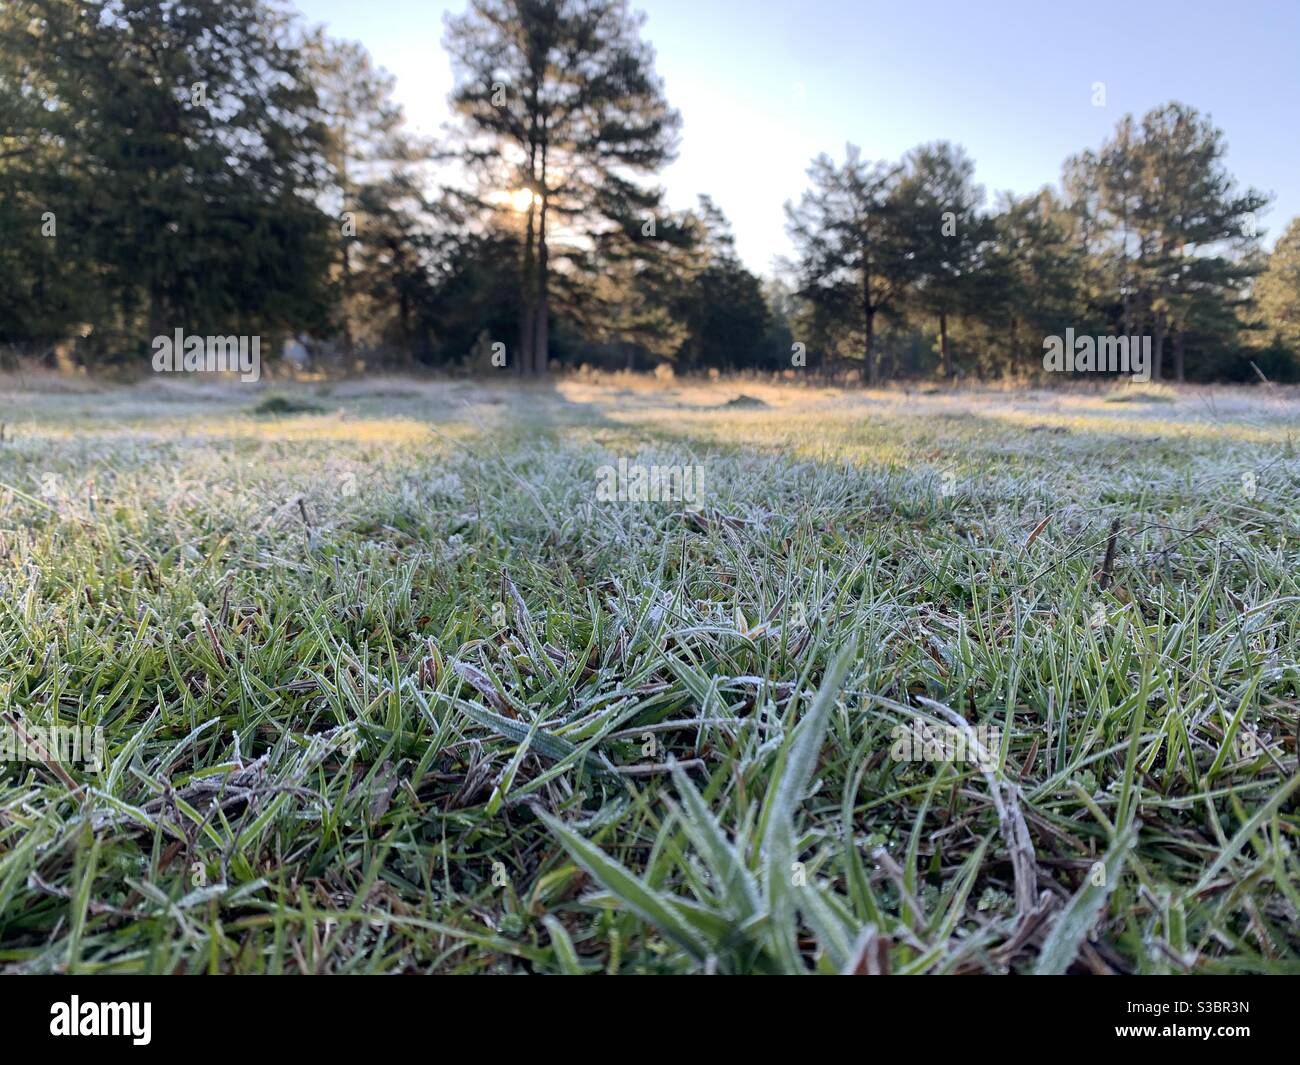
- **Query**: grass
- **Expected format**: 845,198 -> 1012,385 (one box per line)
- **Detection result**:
0,374 -> 1297,974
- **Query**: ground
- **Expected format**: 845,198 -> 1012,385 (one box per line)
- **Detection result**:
0,372 -> 1297,974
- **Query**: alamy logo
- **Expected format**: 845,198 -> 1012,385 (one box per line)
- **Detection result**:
1042,329 -> 1151,382
152,329 -> 261,382
595,457 -> 705,504
889,722 -> 1000,766
1,723 -> 104,770
50,997 -> 151,1045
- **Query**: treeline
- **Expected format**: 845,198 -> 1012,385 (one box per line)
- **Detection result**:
784,119 -> 1290,383
2,0 -> 1299,382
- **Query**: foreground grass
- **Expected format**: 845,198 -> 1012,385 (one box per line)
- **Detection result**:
0,375 -> 1297,974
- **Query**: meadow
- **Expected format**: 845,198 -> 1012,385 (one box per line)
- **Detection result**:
0,373 -> 1297,973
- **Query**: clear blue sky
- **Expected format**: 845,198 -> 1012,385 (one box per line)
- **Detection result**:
293,0 -> 1300,274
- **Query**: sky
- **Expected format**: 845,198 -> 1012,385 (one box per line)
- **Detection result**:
292,0 -> 1300,275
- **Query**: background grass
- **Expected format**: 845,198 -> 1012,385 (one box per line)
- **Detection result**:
1,375 -> 1297,973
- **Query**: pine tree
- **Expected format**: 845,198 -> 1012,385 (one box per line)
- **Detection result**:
1253,217 -> 1300,366
675,197 -> 769,371
1090,103 -> 1267,380
1135,104 -> 1267,381
303,32 -> 420,360
979,188 -> 1088,376
444,0 -> 680,374
895,142 -> 992,377
1,0 -> 336,364
785,147 -> 909,384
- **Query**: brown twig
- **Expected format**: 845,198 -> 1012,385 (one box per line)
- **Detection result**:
1096,517 -> 1121,591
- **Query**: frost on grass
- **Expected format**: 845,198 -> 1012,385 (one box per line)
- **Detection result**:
0,377 -> 1297,973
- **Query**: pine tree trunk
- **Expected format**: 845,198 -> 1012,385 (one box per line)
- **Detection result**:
532,139 -> 549,375
517,136 -> 539,375
533,218 -> 549,374
939,312 -> 950,377
518,205 -> 536,376
533,296 -> 549,374
1173,328 -> 1185,383
340,239 -> 355,361
147,287 -> 167,357
865,310 -> 878,387
339,158 -> 355,362
862,269 -> 877,386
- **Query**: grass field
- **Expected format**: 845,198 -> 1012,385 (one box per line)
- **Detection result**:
1,373 -> 1298,974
